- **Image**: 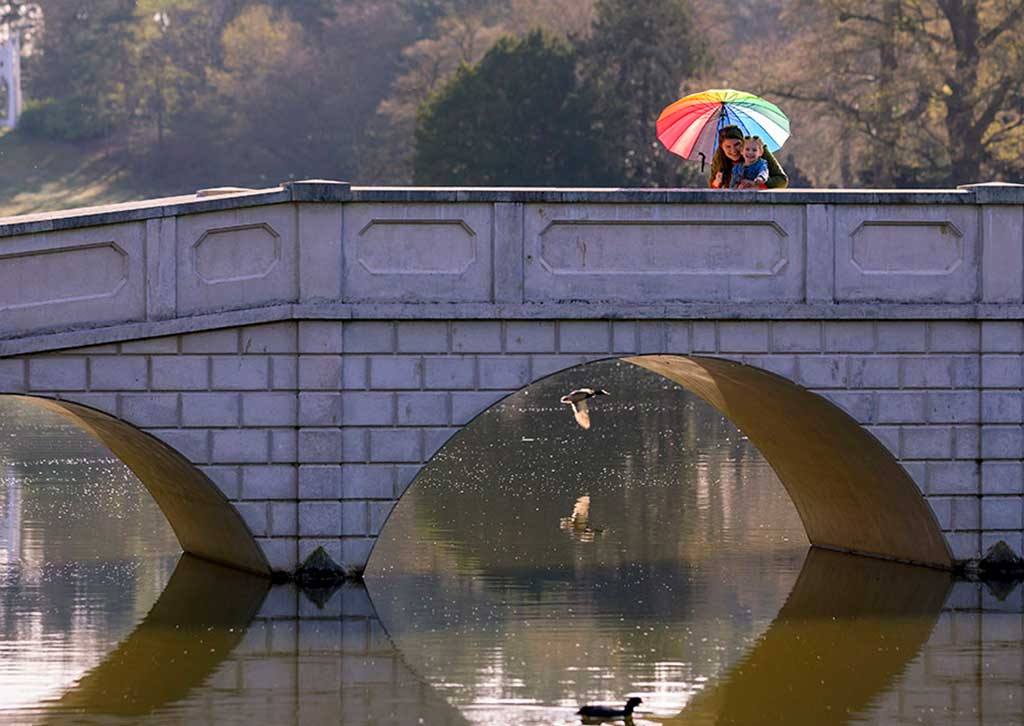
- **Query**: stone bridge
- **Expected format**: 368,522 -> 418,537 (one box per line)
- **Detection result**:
1,180 -> 1022,576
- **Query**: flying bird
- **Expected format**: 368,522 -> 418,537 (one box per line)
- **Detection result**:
559,388 -> 609,429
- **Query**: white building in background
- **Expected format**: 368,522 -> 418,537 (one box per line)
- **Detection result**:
0,26 -> 21,128
0,462 -> 21,564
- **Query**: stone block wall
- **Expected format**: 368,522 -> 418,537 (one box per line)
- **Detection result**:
2,315 -> 1022,571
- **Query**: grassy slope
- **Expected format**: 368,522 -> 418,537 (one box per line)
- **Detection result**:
0,129 -> 175,218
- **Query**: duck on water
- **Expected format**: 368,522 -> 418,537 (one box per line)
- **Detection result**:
577,696 -> 643,722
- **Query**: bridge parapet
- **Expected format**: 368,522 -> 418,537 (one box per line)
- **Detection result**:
1,182 -> 1022,351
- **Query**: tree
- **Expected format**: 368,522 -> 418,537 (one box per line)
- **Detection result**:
770,0 -> 1024,186
413,30 -> 617,185
369,0 -> 595,182
28,0 -> 139,135
371,13 -> 505,180
579,0 -> 710,186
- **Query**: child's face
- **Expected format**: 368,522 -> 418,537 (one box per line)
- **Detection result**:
742,141 -> 763,164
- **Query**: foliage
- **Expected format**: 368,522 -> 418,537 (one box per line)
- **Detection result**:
369,0 -> 595,181
766,0 -> 1024,187
413,30 -> 617,185
11,0 -> 1024,193
29,0 -> 138,133
579,0 -> 710,187
18,97 -> 112,140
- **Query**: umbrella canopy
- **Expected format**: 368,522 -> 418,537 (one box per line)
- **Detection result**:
656,89 -> 790,164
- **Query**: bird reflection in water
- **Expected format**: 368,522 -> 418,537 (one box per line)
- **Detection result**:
559,495 -> 604,542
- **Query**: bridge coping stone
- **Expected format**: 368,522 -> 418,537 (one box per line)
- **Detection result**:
2,182 -> 1023,239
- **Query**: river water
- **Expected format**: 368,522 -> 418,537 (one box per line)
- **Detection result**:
0,360 -> 1021,725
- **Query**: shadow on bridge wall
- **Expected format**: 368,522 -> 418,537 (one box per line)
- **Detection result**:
625,355 -> 953,568
4,394 -> 270,576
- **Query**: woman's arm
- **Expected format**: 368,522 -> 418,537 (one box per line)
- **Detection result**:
708,149 -> 729,188
762,148 -> 789,189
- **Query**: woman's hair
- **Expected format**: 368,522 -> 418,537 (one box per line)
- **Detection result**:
743,135 -> 765,151
718,124 -> 744,141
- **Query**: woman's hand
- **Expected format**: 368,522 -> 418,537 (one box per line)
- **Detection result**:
736,179 -> 759,190
713,172 -> 723,188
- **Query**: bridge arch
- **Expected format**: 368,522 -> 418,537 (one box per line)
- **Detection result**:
385,354 -> 953,569
1,394 -> 270,576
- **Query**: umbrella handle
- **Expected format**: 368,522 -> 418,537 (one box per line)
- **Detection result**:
698,152 -> 706,172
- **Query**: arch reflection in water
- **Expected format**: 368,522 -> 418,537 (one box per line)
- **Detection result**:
40,570 -> 471,726
661,549 -> 951,726
371,551 -> 950,726
44,555 -> 269,718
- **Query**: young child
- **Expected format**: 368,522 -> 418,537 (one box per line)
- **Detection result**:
729,135 -> 769,189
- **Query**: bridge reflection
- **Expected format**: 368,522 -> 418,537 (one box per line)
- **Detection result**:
45,555 -> 268,717
658,549 -> 951,725
31,547 -> 980,726
40,555 -> 471,725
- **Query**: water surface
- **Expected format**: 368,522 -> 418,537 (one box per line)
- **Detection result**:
0,366 -> 1021,725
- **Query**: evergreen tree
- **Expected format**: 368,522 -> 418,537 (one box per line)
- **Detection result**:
413,29 -> 616,185
580,0 -> 709,186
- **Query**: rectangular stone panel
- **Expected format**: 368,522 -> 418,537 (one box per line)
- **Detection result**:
834,206 -> 979,302
523,204 -> 804,302
0,222 -> 145,336
176,204 -> 298,314
342,203 -> 493,302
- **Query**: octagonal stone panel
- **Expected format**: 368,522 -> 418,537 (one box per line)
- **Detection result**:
851,221 -> 963,274
194,223 -> 281,284
177,205 -> 297,314
835,206 -> 978,302
0,243 -> 128,306
357,219 -> 476,275
0,222 -> 145,336
524,204 -> 803,302
537,220 -> 787,275
343,203 -> 492,302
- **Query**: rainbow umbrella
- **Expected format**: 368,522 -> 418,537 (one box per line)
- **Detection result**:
656,89 -> 790,169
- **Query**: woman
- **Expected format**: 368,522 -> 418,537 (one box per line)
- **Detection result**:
708,125 -> 789,189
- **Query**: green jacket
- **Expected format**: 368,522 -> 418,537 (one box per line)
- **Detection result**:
708,147 -> 789,189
